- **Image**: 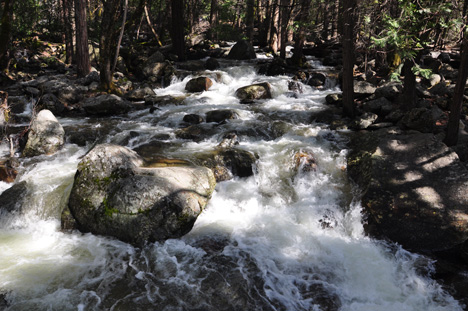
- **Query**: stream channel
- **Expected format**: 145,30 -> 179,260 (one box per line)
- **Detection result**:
0,56 -> 464,310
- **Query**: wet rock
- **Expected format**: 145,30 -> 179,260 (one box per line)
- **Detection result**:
126,87 -> 156,101
439,63 -> 458,80
227,40 -> 256,60
177,60 -> 206,72
288,81 -> 303,94
205,57 -> 220,70
294,151 -> 317,172
66,144 -> 216,245
185,77 -> 213,93
438,52 -> 451,64
265,57 -> 288,76
144,95 -> 186,107
176,124 -> 217,142
325,93 -> 342,105
82,94 -> 133,116
142,52 -> 166,78
22,109 -> 64,157
308,72 -> 327,87
218,132 -> 239,148
0,181 -> 28,213
429,82 -> 452,97
24,86 -> 40,97
193,147 -> 258,182
7,96 -> 28,115
206,109 -> 238,123
235,82 -> 272,103
183,113 -> 204,124
0,158 -> 18,183
348,132 -> 468,252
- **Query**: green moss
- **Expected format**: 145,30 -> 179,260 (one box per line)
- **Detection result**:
103,197 -> 119,217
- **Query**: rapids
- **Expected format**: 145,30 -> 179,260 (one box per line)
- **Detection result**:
0,58 -> 463,311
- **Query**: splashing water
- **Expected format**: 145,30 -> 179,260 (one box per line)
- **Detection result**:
0,60 -> 463,311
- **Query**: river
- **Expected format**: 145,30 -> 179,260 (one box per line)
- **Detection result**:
0,57 -> 463,310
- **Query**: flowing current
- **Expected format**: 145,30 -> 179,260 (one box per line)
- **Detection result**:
0,59 -> 463,311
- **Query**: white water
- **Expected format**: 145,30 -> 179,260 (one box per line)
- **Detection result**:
0,60 -> 463,311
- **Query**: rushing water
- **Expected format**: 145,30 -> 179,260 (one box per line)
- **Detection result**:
0,58 -> 463,311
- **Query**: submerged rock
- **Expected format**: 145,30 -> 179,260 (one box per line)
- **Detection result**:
206,109 -> 238,123
235,82 -> 272,103
348,132 -> 468,252
22,109 -> 65,157
66,144 -> 216,245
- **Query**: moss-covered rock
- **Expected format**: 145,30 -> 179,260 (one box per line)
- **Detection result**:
66,144 -> 216,245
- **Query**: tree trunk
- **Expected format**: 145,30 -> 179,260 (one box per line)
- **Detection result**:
342,0 -> 357,117
209,0 -> 219,40
259,0 -> 271,47
445,38 -> 468,146
144,5 -> 162,45
99,0 -> 121,92
279,0 -> 290,59
0,0 -> 12,71
75,0 -> 91,77
322,2 -> 330,40
331,0 -> 340,38
171,0 -> 186,61
246,0 -> 255,42
291,0 -> 311,66
112,0 -> 128,73
62,0 -> 74,64
269,0 -> 279,53
402,58 -> 416,111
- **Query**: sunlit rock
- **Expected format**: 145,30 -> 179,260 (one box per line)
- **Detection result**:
22,109 -> 65,157
66,144 -> 216,245
82,94 -> 132,116
235,82 -> 272,103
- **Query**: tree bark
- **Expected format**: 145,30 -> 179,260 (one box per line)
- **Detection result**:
246,0 -> 255,42
209,0 -> 218,40
279,0 -> 291,59
61,0 -> 74,64
0,0 -> 12,71
112,0 -> 128,73
99,0 -> 121,92
171,0 -> 186,61
269,0 -> 279,53
401,58 -> 416,111
75,0 -> 91,77
445,38 -> 468,146
322,2 -> 330,40
342,0 -> 357,117
291,0 -> 311,66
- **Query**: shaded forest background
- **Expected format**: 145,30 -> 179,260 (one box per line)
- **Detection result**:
0,0 -> 468,144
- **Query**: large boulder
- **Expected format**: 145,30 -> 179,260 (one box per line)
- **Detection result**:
22,109 -> 65,157
227,40 -> 256,60
0,181 -> 28,213
348,131 -> 468,252
82,94 -> 133,116
67,144 -> 216,245
206,109 -> 238,123
235,82 -> 272,103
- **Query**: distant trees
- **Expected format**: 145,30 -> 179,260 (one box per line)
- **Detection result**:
0,0 -> 12,72
342,0 -> 357,118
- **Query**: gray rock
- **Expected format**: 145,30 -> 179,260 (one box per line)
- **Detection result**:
228,40 -> 256,60
0,181 -> 28,213
83,94 -> 133,116
67,144 -> 216,245
348,132 -> 468,251
400,107 -> 435,133
355,112 -> 378,129
126,87 -> 156,101
325,93 -> 342,105
375,82 -> 402,100
235,82 -> 272,103
362,97 -> 392,114
354,80 -> 376,96
183,114 -> 204,124
23,109 -> 65,157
